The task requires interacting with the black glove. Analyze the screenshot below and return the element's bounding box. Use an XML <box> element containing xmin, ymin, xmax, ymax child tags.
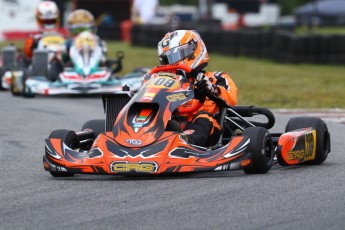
<box><xmin>194</xmin><ymin>87</ymin><xmax>206</xmax><ymax>104</ymax></box>
<box><xmin>195</xmin><ymin>72</ymin><xmax>217</xmax><ymax>95</ymax></box>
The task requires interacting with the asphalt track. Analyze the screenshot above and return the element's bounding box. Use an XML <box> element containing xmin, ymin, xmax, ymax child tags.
<box><xmin>0</xmin><ymin>92</ymin><xmax>344</xmax><ymax>230</ymax></box>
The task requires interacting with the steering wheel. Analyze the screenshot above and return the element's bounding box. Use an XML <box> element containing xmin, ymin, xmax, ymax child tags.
<box><xmin>150</xmin><ymin>63</ymin><xmax>192</xmax><ymax>75</ymax></box>
<box><xmin>149</xmin><ymin>64</ymin><xmax>202</xmax><ymax>114</ymax></box>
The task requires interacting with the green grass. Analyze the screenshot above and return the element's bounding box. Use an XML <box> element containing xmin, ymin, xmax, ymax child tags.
<box><xmin>2</xmin><ymin>40</ymin><xmax>345</xmax><ymax>108</ymax></box>
<box><xmin>107</xmin><ymin>42</ymin><xmax>345</xmax><ymax>108</ymax></box>
<box><xmin>296</xmin><ymin>26</ymin><xmax>345</xmax><ymax>35</ymax></box>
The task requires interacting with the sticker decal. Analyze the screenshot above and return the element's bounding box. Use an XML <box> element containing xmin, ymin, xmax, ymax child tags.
<box><xmin>110</xmin><ymin>161</ymin><xmax>158</xmax><ymax>173</ymax></box>
<box><xmin>166</xmin><ymin>93</ymin><xmax>187</xmax><ymax>102</ymax></box>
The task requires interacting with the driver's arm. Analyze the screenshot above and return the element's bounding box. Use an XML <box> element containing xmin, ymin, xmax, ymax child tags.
<box><xmin>208</xmin><ymin>71</ymin><xmax>237</xmax><ymax>106</ymax></box>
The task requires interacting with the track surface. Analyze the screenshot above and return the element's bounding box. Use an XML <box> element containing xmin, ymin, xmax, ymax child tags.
<box><xmin>1</xmin><ymin>92</ymin><xmax>344</xmax><ymax>230</ymax></box>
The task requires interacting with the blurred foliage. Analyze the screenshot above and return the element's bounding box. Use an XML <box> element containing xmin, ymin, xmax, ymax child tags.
<box><xmin>279</xmin><ymin>0</ymin><xmax>311</xmax><ymax>15</ymax></box>
<box><xmin>160</xmin><ymin>0</ymin><xmax>198</xmax><ymax>5</ymax></box>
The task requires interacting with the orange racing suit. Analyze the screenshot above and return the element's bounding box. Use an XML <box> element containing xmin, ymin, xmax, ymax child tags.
<box><xmin>178</xmin><ymin>70</ymin><xmax>237</xmax><ymax>147</ymax></box>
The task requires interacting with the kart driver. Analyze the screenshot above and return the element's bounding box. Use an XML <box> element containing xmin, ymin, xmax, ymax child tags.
<box><xmin>24</xmin><ymin>1</ymin><xmax>62</xmax><ymax>59</ymax></box>
<box><xmin>148</xmin><ymin>30</ymin><xmax>238</xmax><ymax>147</ymax></box>
<box><xmin>64</xmin><ymin>9</ymin><xmax>108</xmax><ymax>65</ymax></box>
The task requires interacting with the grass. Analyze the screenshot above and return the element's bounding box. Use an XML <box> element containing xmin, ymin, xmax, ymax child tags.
<box><xmin>2</xmin><ymin>40</ymin><xmax>345</xmax><ymax>108</ymax></box>
<box><xmin>296</xmin><ymin>26</ymin><xmax>345</xmax><ymax>35</ymax></box>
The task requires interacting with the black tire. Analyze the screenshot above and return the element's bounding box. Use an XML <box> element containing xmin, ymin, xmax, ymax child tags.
<box><xmin>242</xmin><ymin>127</ymin><xmax>274</xmax><ymax>174</ymax></box>
<box><xmin>48</xmin><ymin>129</ymin><xmax>80</xmax><ymax>177</ymax></box>
<box><xmin>0</xmin><ymin>67</ymin><xmax>6</xmax><ymax>90</ymax></box>
<box><xmin>276</xmin><ymin>146</ymin><xmax>289</xmax><ymax>166</ymax></box>
<box><xmin>47</xmin><ymin>59</ymin><xmax>63</xmax><ymax>82</ymax></box>
<box><xmin>81</xmin><ymin>119</ymin><xmax>105</xmax><ymax>138</ymax></box>
<box><xmin>285</xmin><ymin>117</ymin><xmax>331</xmax><ymax>165</ymax></box>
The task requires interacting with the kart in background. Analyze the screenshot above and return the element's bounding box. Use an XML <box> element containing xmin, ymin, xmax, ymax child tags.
<box><xmin>43</xmin><ymin>64</ymin><xmax>331</xmax><ymax>177</ymax></box>
<box><xmin>10</xmin><ymin>31</ymin><xmax>124</xmax><ymax>97</ymax></box>
<box><xmin>1</xmin><ymin>32</ymin><xmax>66</xmax><ymax>92</ymax></box>
<box><xmin>116</xmin><ymin>67</ymin><xmax>150</xmax><ymax>92</ymax></box>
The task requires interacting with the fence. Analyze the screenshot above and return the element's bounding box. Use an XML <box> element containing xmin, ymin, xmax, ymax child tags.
<box><xmin>130</xmin><ymin>24</ymin><xmax>345</xmax><ymax>65</ymax></box>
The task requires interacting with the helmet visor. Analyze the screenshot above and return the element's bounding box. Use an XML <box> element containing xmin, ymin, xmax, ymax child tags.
<box><xmin>159</xmin><ymin>42</ymin><xmax>196</xmax><ymax>65</ymax></box>
<box><xmin>38</xmin><ymin>18</ymin><xmax>58</xmax><ymax>26</ymax></box>
<box><xmin>70</xmin><ymin>27</ymin><xmax>90</xmax><ymax>35</ymax></box>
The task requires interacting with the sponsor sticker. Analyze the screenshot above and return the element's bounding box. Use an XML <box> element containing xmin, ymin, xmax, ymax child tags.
<box><xmin>166</xmin><ymin>93</ymin><xmax>187</xmax><ymax>102</ymax></box>
<box><xmin>125</xmin><ymin>139</ymin><xmax>142</xmax><ymax>146</ymax></box>
<box><xmin>110</xmin><ymin>161</ymin><xmax>158</xmax><ymax>173</ymax></box>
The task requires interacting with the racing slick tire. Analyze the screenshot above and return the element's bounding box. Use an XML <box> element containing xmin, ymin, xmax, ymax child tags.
<box><xmin>0</xmin><ymin>67</ymin><xmax>6</xmax><ymax>90</ymax></box>
<box><xmin>284</xmin><ymin>117</ymin><xmax>330</xmax><ymax>165</ymax></box>
<box><xmin>48</xmin><ymin>129</ymin><xmax>80</xmax><ymax>177</ymax></box>
<box><xmin>47</xmin><ymin>59</ymin><xmax>63</xmax><ymax>82</ymax></box>
<box><xmin>242</xmin><ymin>127</ymin><xmax>274</xmax><ymax>174</ymax></box>
<box><xmin>81</xmin><ymin>119</ymin><xmax>105</xmax><ymax>138</ymax></box>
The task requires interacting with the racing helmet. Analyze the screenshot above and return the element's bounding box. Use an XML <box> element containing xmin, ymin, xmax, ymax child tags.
<box><xmin>158</xmin><ymin>30</ymin><xmax>209</xmax><ymax>71</ymax></box>
<box><xmin>67</xmin><ymin>9</ymin><xmax>95</xmax><ymax>36</ymax></box>
<box><xmin>35</xmin><ymin>1</ymin><xmax>60</xmax><ymax>31</ymax></box>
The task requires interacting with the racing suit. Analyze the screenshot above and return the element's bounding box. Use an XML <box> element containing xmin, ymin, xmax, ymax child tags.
<box><xmin>144</xmin><ymin>70</ymin><xmax>237</xmax><ymax>147</ymax></box>
<box><xmin>24</xmin><ymin>33</ymin><xmax>43</xmax><ymax>59</ymax></box>
<box><xmin>179</xmin><ymin>70</ymin><xmax>237</xmax><ymax>147</ymax></box>
<box><xmin>63</xmin><ymin>35</ymin><xmax>108</xmax><ymax>65</ymax></box>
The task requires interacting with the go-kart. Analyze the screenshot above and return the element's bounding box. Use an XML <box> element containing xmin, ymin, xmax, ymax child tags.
<box><xmin>43</xmin><ymin>64</ymin><xmax>331</xmax><ymax>177</ymax></box>
<box><xmin>11</xmin><ymin>31</ymin><xmax>124</xmax><ymax>97</ymax></box>
<box><xmin>0</xmin><ymin>45</ymin><xmax>29</xmax><ymax>90</ymax></box>
<box><xmin>1</xmin><ymin>32</ymin><xmax>66</xmax><ymax>93</ymax></box>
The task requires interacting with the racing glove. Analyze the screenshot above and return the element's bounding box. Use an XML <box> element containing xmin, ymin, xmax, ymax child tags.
<box><xmin>195</xmin><ymin>72</ymin><xmax>218</xmax><ymax>96</ymax></box>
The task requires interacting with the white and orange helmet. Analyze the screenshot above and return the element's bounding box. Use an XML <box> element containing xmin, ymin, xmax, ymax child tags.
<box><xmin>158</xmin><ymin>30</ymin><xmax>209</xmax><ymax>71</ymax></box>
<box><xmin>35</xmin><ymin>1</ymin><xmax>59</xmax><ymax>32</ymax></box>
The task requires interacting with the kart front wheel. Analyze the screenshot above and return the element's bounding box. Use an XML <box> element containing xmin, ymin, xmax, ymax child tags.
<box><xmin>242</xmin><ymin>127</ymin><xmax>274</xmax><ymax>174</ymax></box>
<box><xmin>48</xmin><ymin>129</ymin><xmax>80</xmax><ymax>177</ymax></box>
<box><xmin>81</xmin><ymin>119</ymin><xmax>105</xmax><ymax>138</ymax></box>
<box><xmin>284</xmin><ymin>117</ymin><xmax>331</xmax><ymax>164</ymax></box>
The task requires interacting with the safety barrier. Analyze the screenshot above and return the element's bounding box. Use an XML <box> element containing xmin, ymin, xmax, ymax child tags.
<box><xmin>130</xmin><ymin>24</ymin><xmax>345</xmax><ymax>65</ymax></box>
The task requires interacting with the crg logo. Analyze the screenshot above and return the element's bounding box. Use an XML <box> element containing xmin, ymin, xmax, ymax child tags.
<box><xmin>110</xmin><ymin>161</ymin><xmax>158</xmax><ymax>173</ymax></box>
<box><xmin>125</xmin><ymin>139</ymin><xmax>142</xmax><ymax>146</ymax></box>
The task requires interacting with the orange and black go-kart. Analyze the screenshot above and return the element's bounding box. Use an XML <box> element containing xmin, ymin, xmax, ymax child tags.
<box><xmin>43</xmin><ymin>64</ymin><xmax>331</xmax><ymax>177</ymax></box>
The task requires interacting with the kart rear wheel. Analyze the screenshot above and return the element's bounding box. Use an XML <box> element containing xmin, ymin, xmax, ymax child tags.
<box><xmin>48</xmin><ymin>129</ymin><xmax>80</xmax><ymax>177</ymax></box>
<box><xmin>0</xmin><ymin>67</ymin><xmax>5</xmax><ymax>90</ymax></box>
<box><xmin>242</xmin><ymin>127</ymin><xmax>274</xmax><ymax>174</ymax></box>
<box><xmin>47</xmin><ymin>59</ymin><xmax>63</xmax><ymax>82</ymax></box>
<box><xmin>285</xmin><ymin>117</ymin><xmax>330</xmax><ymax>164</ymax></box>
<box><xmin>81</xmin><ymin>119</ymin><xmax>105</xmax><ymax>138</ymax></box>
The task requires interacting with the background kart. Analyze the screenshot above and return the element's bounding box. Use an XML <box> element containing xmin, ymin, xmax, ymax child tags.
<box><xmin>9</xmin><ymin>31</ymin><xmax>132</xmax><ymax>97</ymax></box>
<box><xmin>43</xmin><ymin>64</ymin><xmax>331</xmax><ymax>177</ymax></box>
<box><xmin>1</xmin><ymin>32</ymin><xmax>66</xmax><ymax>92</ymax></box>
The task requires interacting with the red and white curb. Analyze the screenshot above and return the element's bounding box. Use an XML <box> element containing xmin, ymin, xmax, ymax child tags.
<box><xmin>274</xmin><ymin>109</ymin><xmax>345</xmax><ymax>124</ymax></box>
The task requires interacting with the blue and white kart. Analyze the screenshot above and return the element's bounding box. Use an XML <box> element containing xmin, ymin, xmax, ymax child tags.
<box><xmin>11</xmin><ymin>31</ymin><xmax>124</xmax><ymax>96</ymax></box>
